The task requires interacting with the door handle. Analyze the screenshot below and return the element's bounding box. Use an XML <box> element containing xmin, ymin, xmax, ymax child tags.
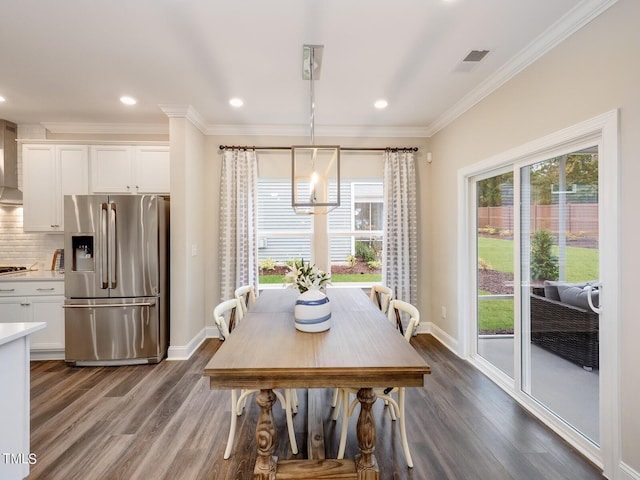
<box><xmin>109</xmin><ymin>202</ymin><xmax>117</xmax><ymax>289</ymax></box>
<box><xmin>101</xmin><ymin>203</ymin><xmax>109</xmax><ymax>289</ymax></box>
<box><xmin>63</xmin><ymin>300</ymin><xmax>156</xmax><ymax>308</ymax></box>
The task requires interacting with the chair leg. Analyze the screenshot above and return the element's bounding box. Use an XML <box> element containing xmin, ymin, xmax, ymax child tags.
<box><xmin>337</xmin><ymin>390</ymin><xmax>351</xmax><ymax>459</ymax></box>
<box><xmin>331</xmin><ymin>389</ymin><xmax>342</xmax><ymax>421</ymax></box>
<box><xmin>273</xmin><ymin>390</ymin><xmax>287</xmax><ymax>411</ymax></box>
<box><xmin>398</xmin><ymin>388</ymin><xmax>413</xmax><ymax>468</ymax></box>
<box><xmin>237</xmin><ymin>389</ymin><xmax>255</xmax><ymax>415</ymax></box>
<box><xmin>331</xmin><ymin>388</ymin><xmax>339</xmax><ymax>407</ymax></box>
<box><xmin>285</xmin><ymin>389</ymin><xmax>299</xmax><ymax>454</ymax></box>
<box><xmin>224</xmin><ymin>389</ymin><xmax>239</xmax><ymax>459</ymax></box>
<box><xmin>291</xmin><ymin>388</ymin><xmax>299</xmax><ymax>414</ymax></box>
<box><xmin>388</xmin><ymin>393</ymin><xmax>398</xmax><ymax>420</ymax></box>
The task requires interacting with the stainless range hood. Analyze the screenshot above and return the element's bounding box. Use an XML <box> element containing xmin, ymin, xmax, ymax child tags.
<box><xmin>0</xmin><ymin>120</ymin><xmax>23</xmax><ymax>205</ymax></box>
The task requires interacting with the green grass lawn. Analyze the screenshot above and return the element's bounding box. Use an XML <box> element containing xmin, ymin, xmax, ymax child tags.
<box><xmin>478</xmin><ymin>236</ymin><xmax>599</xmax><ymax>281</ymax></box>
<box><xmin>477</xmin><ymin>236</ymin><xmax>599</xmax><ymax>331</ymax></box>
<box><xmin>478</xmin><ymin>298</ymin><xmax>514</xmax><ymax>331</ymax></box>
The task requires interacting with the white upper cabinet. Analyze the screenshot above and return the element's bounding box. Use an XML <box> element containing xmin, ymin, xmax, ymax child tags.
<box><xmin>22</xmin><ymin>144</ymin><xmax>89</xmax><ymax>232</ymax></box>
<box><xmin>90</xmin><ymin>145</ymin><xmax>132</xmax><ymax>193</ymax></box>
<box><xmin>134</xmin><ymin>146</ymin><xmax>171</xmax><ymax>193</ymax></box>
<box><xmin>90</xmin><ymin>145</ymin><xmax>170</xmax><ymax>194</ymax></box>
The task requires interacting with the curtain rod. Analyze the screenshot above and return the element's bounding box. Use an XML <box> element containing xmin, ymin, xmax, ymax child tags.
<box><xmin>219</xmin><ymin>145</ymin><xmax>418</xmax><ymax>152</ymax></box>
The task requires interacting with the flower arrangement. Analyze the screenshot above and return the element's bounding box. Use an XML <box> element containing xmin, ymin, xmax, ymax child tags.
<box><xmin>285</xmin><ymin>258</ymin><xmax>331</xmax><ymax>293</ymax></box>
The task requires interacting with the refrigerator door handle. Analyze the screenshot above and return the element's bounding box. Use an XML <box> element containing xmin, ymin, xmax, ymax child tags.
<box><xmin>63</xmin><ymin>300</ymin><xmax>156</xmax><ymax>308</ymax></box>
<box><xmin>109</xmin><ymin>202</ymin><xmax>117</xmax><ymax>289</ymax></box>
<box><xmin>100</xmin><ymin>203</ymin><xmax>109</xmax><ymax>289</ymax></box>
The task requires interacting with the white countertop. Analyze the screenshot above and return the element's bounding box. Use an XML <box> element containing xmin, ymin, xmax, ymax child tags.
<box><xmin>0</xmin><ymin>270</ymin><xmax>64</xmax><ymax>282</ymax></box>
<box><xmin>0</xmin><ymin>322</ymin><xmax>47</xmax><ymax>347</ymax></box>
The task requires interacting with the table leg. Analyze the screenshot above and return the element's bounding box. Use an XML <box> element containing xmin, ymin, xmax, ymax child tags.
<box><xmin>254</xmin><ymin>389</ymin><xmax>278</xmax><ymax>480</ymax></box>
<box><xmin>354</xmin><ymin>388</ymin><xmax>379</xmax><ymax>480</ymax></box>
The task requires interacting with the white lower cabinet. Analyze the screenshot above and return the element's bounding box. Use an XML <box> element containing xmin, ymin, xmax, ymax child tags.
<box><xmin>0</xmin><ymin>281</ymin><xmax>65</xmax><ymax>359</ymax></box>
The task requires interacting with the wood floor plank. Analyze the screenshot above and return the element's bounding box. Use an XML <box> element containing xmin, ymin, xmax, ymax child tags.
<box><xmin>26</xmin><ymin>335</ymin><xmax>604</xmax><ymax>480</ymax></box>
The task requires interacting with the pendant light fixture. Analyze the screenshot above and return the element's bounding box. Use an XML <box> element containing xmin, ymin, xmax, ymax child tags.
<box><xmin>292</xmin><ymin>44</ymin><xmax>340</xmax><ymax>215</ymax></box>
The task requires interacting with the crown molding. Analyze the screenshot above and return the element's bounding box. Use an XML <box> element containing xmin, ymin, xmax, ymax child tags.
<box><xmin>425</xmin><ymin>0</ymin><xmax>619</xmax><ymax>137</ymax></box>
<box><xmin>159</xmin><ymin>104</ymin><xmax>207</xmax><ymax>134</ymax></box>
<box><xmin>40</xmin><ymin>122</ymin><xmax>168</xmax><ymax>135</ymax></box>
<box><xmin>205</xmin><ymin>123</ymin><xmax>430</xmax><ymax>138</ymax></box>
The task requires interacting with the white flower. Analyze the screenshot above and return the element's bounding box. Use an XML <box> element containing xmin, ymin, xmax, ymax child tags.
<box><xmin>284</xmin><ymin>258</ymin><xmax>331</xmax><ymax>293</ymax></box>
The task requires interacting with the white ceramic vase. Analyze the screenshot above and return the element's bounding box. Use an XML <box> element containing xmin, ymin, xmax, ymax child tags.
<box><xmin>294</xmin><ymin>288</ymin><xmax>332</xmax><ymax>333</ymax></box>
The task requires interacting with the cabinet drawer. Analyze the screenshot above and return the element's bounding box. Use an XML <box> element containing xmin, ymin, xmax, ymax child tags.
<box><xmin>0</xmin><ymin>281</ymin><xmax>64</xmax><ymax>296</ymax></box>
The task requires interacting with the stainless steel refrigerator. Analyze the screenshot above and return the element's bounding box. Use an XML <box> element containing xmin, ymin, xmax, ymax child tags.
<box><xmin>63</xmin><ymin>195</ymin><xmax>169</xmax><ymax>366</ymax></box>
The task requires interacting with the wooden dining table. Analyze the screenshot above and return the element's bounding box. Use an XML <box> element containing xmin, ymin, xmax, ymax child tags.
<box><xmin>204</xmin><ymin>287</ymin><xmax>431</xmax><ymax>479</ymax></box>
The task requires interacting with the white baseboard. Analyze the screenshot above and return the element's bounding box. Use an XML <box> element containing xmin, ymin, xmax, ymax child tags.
<box><xmin>30</xmin><ymin>349</ymin><xmax>65</xmax><ymax>361</ymax></box>
<box><xmin>166</xmin><ymin>326</ymin><xmax>222</xmax><ymax>361</ymax></box>
<box><xmin>167</xmin><ymin>328</ymin><xmax>207</xmax><ymax>360</ymax></box>
<box><xmin>417</xmin><ymin>321</ymin><xmax>461</xmax><ymax>357</ymax></box>
<box><xmin>620</xmin><ymin>461</ymin><xmax>640</xmax><ymax>480</ymax></box>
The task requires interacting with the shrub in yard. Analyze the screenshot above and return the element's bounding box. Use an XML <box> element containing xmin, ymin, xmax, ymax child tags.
<box><xmin>367</xmin><ymin>260</ymin><xmax>382</xmax><ymax>270</ymax></box>
<box><xmin>259</xmin><ymin>258</ymin><xmax>277</xmax><ymax>271</ymax></box>
<box><xmin>478</xmin><ymin>258</ymin><xmax>493</xmax><ymax>271</ymax></box>
<box><xmin>531</xmin><ymin>229</ymin><xmax>559</xmax><ymax>280</ymax></box>
<box><xmin>346</xmin><ymin>255</ymin><xmax>357</xmax><ymax>268</ymax></box>
<box><xmin>355</xmin><ymin>241</ymin><xmax>377</xmax><ymax>263</ymax></box>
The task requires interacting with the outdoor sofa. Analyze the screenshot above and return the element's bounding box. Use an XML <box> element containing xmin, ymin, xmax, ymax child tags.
<box><xmin>530</xmin><ymin>281</ymin><xmax>599</xmax><ymax>370</ymax></box>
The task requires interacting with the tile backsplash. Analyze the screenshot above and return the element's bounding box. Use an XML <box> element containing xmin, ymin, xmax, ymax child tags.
<box><xmin>0</xmin><ymin>206</ymin><xmax>63</xmax><ymax>269</ymax></box>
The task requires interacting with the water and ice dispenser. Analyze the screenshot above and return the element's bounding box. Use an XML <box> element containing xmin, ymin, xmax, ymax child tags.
<box><xmin>71</xmin><ymin>236</ymin><xmax>94</xmax><ymax>272</ymax></box>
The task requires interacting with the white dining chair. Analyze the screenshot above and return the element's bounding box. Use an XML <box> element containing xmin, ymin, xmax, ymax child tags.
<box><xmin>234</xmin><ymin>284</ymin><xmax>257</xmax><ymax>315</ymax></box>
<box><xmin>329</xmin><ymin>284</ymin><xmax>395</xmax><ymax>410</ymax></box>
<box><xmin>333</xmin><ymin>299</ymin><xmax>420</xmax><ymax>468</ymax></box>
<box><xmin>234</xmin><ymin>284</ymin><xmax>300</xmax><ymax>410</ymax></box>
<box><xmin>213</xmin><ymin>298</ymin><xmax>299</xmax><ymax>459</ymax></box>
<box><xmin>369</xmin><ymin>284</ymin><xmax>394</xmax><ymax>316</ymax></box>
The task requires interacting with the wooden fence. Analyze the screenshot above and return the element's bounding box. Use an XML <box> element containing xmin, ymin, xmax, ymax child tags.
<box><xmin>477</xmin><ymin>204</ymin><xmax>598</xmax><ymax>237</ymax></box>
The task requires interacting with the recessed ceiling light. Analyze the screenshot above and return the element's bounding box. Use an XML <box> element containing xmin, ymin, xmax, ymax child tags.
<box><xmin>120</xmin><ymin>96</ymin><xmax>137</xmax><ymax>105</ymax></box>
<box><xmin>229</xmin><ymin>97</ymin><xmax>244</xmax><ymax>107</ymax></box>
<box><xmin>0</xmin><ymin>96</ymin><xmax>6</xmax><ymax>103</ymax></box>
<box><xmin>374</xmin><ymin>99</ymin><xmax>388</xmax><ymax>109</ymax></box>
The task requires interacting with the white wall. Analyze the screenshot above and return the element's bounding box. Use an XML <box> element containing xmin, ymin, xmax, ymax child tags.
<box><xmin>166</xmin><ymin>116</ymin><xmax>206</xmax><ymax>356</ymax></box>
<box><xmin>427</xmin><ymin>0</ymin><xmax>638</xmax><ymax>473</ymax></box>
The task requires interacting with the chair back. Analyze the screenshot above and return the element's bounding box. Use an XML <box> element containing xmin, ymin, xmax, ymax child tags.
<box><xmin>234</xmin><ymin>285</ymin><xmax>257</xmax><ymax>315</ymax></box>
<box><xmin>213</xmin><ymin>298</ymin><xmax>243</xmax><ymax>340</ymax></box>
<box><xmin>387</xmin><ymin>299</ymin><xmax>420</xmax><ymax>341</ymax></box>
<box><xmin>369</xmin><ymin>285</ymin><xmax>394</xmax><ymax>315</ymax></box>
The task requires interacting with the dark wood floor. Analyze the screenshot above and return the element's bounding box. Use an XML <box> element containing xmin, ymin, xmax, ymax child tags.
<box><xmin>27</xmin><ymin>335</ymin><xmax>603</xmax><ymax>480</ymax></box>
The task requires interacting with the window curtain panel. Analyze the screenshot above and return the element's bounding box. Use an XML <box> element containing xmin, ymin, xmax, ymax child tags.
<box><xmin>219</xmin><ymin>149</ymin><xmax>259</xmax><ymax>303</ymax></box>
<box><xmin>383</xmin><ymin>150</ymin><xmax>417</xmax><ymax>305</ymax></box>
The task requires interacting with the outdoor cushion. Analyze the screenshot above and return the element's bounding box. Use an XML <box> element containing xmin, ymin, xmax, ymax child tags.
<box><xmin>557</xmin><ymin>284</ymin><xmax>600</xmax><ymax>309</ymax></box>
<box><xmin>543</xmin><ymin>280</ymin><xmax>586</xmax><ymax>301</ymax></box>
<box><xmin>543</xmin><ymin>280</ymin><xmax>563</xmax><ymax>300</ymax></box>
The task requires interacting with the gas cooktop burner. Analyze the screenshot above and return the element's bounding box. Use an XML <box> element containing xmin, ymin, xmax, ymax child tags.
<box><xmin>0</xmin><ymin>266</ymin><xmax>27</xmax><ymax>274</ymax></box>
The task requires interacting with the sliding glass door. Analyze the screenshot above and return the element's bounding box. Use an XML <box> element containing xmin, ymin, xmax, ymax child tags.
<box><xmin>466</xmin><ymin>111</ymin><xmax>619</xmax><ymax>473</ymax></box>
<box><xmin>520</xmin><ymin>148</ymin><xmax>600</xmax><ymax>444</ymax></box>
<box><xmin>474</xmin><ymin>147</ymin><xmax>601</xmax><ymax>444</ymax></box>
<box><xmin>476</xmin><ymin>170</ymin><xmax>515</xmax><ymax>378</ymax></box>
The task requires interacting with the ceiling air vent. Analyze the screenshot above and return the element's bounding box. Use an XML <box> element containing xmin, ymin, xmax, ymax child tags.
<box><xmin>463</xmin><ymin>50</ymin><xmax>490</xmax><ymax>62</ymax></box>
<box><xmin>454</xmin><ymin>49</ymin><xmax>491</xmax><ymax>73</ymax></box>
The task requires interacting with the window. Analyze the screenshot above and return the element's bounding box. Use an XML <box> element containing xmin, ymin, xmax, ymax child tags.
<box><xmin>257</xmin><ymin>179</ymin><xmax>312</xmax><ymax>286</ymax></box>
<box><xmin>329</xmin><ymin>182</ymin><xmax>383</xmax><ymax>284</ymax></box>
<box><xmin>257</xmin><ymin>179</ymin><xmax>384</xmax><ymax>287</ymax></box>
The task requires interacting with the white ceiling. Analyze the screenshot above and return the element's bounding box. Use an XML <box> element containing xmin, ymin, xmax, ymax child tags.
<box><xmin>0</xmin><ymin>0</ymin><xmax>614</xmax><ymax>137</ymax></box>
